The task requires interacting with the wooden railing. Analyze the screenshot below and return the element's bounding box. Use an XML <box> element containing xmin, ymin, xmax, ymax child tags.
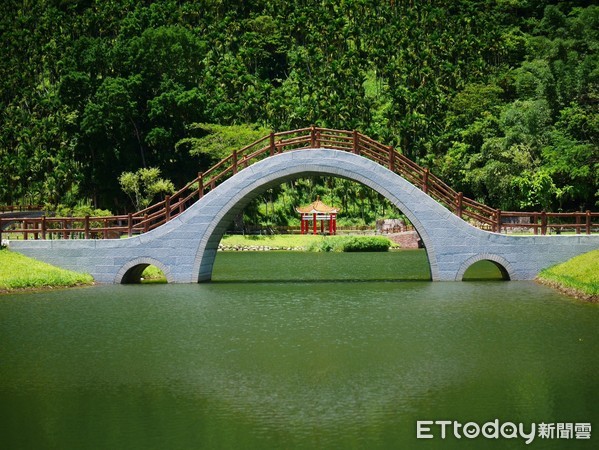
<box><xmin>1</xmin><ymin>127</ymin><xmax>597</xmax><ymax>241</ymax></box>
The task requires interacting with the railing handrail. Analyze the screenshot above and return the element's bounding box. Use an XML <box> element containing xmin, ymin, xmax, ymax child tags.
<box><xmin>1</xmin><ymin>127</ymin><xmax>597</xmax><ymax>241</ymax></box>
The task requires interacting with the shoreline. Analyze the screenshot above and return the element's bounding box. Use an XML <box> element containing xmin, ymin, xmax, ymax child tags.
<box><xmin>534</xmin><ymin>249</ymin><xmax>598</xmax><ymax>303</ymax></box>
<box><xmin>535</xmin><ymin>277</ymin><xmax>598</xmax><ymax>303</ymax></box>
<box><xmin>0</xmin><ymin>281</ymin><xmax>96</xmax><ymax>296</ymax></box>
<box><xmin>0</xmin><ymin>248</ymin><xmax>95</xmax><ymax>295</ymax></box>
<box><xmin>218</xmin><ymin>244</ymin><xmax>304</xmax><ymax>252</ymax></box>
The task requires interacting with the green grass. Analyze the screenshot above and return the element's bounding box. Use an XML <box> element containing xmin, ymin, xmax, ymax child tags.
<box><xmin>219</xmin><ymin>234</ymin><xmax>397</xmax><ymax>251</ymax></box>
<box><xmin>220</xmin><ymin>234</ymin><xmax>331</xmax><ymax>250</ymax></box>
<box><xmin>141</xmin><ymin>265</ymin><xmax>167</xmax><ymax>283</ymax></box>
<box><xmin>0</xmin><ymin>248</ymin><xmax>94</xmax><ymax>291</ymax></box>
<box><xmin>538</xmin><ymin>249</ymin><xmax>599</xmax><ymax>300</ymax></box>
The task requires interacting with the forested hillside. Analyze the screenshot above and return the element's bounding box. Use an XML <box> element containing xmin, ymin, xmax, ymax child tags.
<box><xmin>1</xmin><ymin>0</ymin><xmax>597</xmax><ymax>221</ymax></box>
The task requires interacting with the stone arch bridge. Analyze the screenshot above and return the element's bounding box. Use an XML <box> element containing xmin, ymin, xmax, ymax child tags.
<box><xmin>6</xmin><ymin>129</ymin><xmax>598</xmax><ymax>283</ymax></box>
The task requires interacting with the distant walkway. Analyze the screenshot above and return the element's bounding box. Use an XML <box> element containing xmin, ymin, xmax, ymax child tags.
<box><xmin>1</xmin><ymin>210</ymin><xmax>46</xmax><ymax>230</ymax></box>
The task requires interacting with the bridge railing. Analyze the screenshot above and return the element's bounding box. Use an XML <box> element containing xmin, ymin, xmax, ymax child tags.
<box><xmin>494</xmin><ymin>210</ymin><xmax>598</xmax><ymax>235</ymax></box>
<box><xmin>1</xmin><ymin>127</ymin><xmax>597</xmax><ymax>241</ymax></box>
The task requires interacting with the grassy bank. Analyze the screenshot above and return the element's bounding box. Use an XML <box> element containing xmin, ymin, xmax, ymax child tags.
<box><xmin>141</xmin><ymin>265</ymin><xmax>167</xmax><ymax>283</ymax></box>
<box><xmin>537</xmin><ymin>249</ymin><xmax>599</xmax><ymax>302</ymax></box>
<box><xmin>219</xmin><ymin>234</ymin><xmax>398</xmax><ymax>251</ymax></box>
<box><xmin>0</xmin><ymin>248</ymin><xmax>94</xmax><ymax>293</ymax></box>
<box><xmin>220</xmin><ymin>234</ymin><xmax>323</xmax><ymax>250</ymax></box>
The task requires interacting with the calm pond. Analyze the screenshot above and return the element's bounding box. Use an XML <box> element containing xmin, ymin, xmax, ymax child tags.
<box><xmin>1</xmin><ymin>250</ymin><xmax>597</xmax><ymax>450</ymax></box>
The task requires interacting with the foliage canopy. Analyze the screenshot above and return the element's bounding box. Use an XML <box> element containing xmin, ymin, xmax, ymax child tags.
<box><xmin>0</xmin><ymin>0</ymin><xmax>597</xmax><ymax>222</ymax></box>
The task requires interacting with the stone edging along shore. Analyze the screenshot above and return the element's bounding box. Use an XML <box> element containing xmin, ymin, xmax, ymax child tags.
<box><xmin>218</xmin><ymin>245</ymin><xmax>303</xmax><ymax>251</ymax></box>
<box><xmin>535</xmin><ymin>277</ymin><xmax>598</xmax><ymax>303</ymax></box>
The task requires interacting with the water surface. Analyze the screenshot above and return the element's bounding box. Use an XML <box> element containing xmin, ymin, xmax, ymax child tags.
<box><xmin>1</xmin><ymin>251</ymin><xmax>597</xmax><ymax>449</ymax></box>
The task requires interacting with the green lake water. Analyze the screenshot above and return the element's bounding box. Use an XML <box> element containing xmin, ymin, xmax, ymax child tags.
<box><xmin>0</xmin><ymin>250</ymin><xmax>597</xmax><ymax>449</ymax></box>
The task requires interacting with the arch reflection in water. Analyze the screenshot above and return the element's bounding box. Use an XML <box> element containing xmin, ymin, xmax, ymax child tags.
<box><xmin>212</xmin><ymin>251</ymin><xmax>432</xmax><ymax>283</ymax></box>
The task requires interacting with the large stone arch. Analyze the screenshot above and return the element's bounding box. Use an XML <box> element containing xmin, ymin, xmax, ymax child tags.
<box><xmin>191</xmin><ymin>149</ymin><xmax>441</xmax><ymax>282</ymax></box>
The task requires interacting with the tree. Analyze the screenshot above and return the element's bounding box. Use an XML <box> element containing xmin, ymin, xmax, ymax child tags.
<box><xmin>176</xmin><ymin>123</ymin><xmax>271</xmax><ymax>167</ymax></box>
<box><xmin>119</xmin><ymin>167</ymin><xmax>175</xmax><ymax>211</ymax></box>
<box><xmin>1</xmin><ymin>1</ymin><xmax>597</xmax><ymax>217</ymax></box>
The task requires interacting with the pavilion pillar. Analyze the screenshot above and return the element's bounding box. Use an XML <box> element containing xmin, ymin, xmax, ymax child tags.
<box><xmin>313</xmin><ymin>213</ymin><xmax>317</xmax><ymax>235</ymax></box>
<box><xmin>321</xmin><ymin>218</ymin><xmax>324</xmax><ymax>233</ymax></box>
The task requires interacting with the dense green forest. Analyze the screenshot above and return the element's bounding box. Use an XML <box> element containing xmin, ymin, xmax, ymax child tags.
<box><xmin>0</xmin><ymin>0</ymin><xmax>597</xmax><ymax>225</ymax></box>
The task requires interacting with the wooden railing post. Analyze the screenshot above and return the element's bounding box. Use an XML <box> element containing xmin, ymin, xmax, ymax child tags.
<box><xmin>310</xmin><ymin>125</ymin><xmax>316</xmax><ymax>147</ymax></box>
<box><xmin>198</xmin><ymin>173</ymin><xmax>204</xmax><ymax>199</ymax></box>
<box><xmin>388</xmin><ymin>146</ymin><xmax>395</xmax><ymax>171</ymax></box>
<box><xmin>422</xmin><ymin>168</ymin><xmax>429</xmax><ymax>194</ymax></box>
<box><xmin>24</xmin><ymin>220</ymin><xmax>28</xmax><ymax>240</ymax></box>
<box><xmin>63</xmin><ymin>220</ymin><xmax>68</xmax><ymax>239</ymax></box>
<box><xmin>165</xmin><ymin>195</ymin><xmax>171</xmax><ymax>221</ymax></box>
<box><xmin>541</xmin><ymin>211</ymin><xmax>547</xmax><ymax>235</ymax></box>
<box><xmin>496</xmin><ymin>209</ymin><xmax>502</xmax><ymax>233</ymax></box>
<box><xmin>41</xmin><ymin>215</ymin><xmax>47</xmax><ymax>240</ymax></box>
<box><xmin>586</xmin><ymin>210</ymin><xmax>591</xmax><ymax>235</ymax></box>
<box><xmin>353</xmin><ymin>130</ymin><xmax>359</xmax><ymax>154</ymax></box>
<box><xmin>128</xmin><ymin>213</ymin><xmax>133</xmax><ymax>237</ymax></box>
<box><xmin>84</xmin><ymin>215</ymin><xmax>90</xmax><ymax>239</ymax></box>
<box><xmin>456</xmin><ymin>193</ymin><xmax>463</xmax><ymax>218</ymax></box>
<box><xmin>269</xmin><ymin>131</ymin><xmax>276</xmax><ymax>156</ymax></box>
<box><xmin>232</xmin><ymin>150</ymin><xmax>238</xmax><ymax>174</ymax></box>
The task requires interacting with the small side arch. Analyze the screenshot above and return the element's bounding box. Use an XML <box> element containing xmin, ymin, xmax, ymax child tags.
<box><xmin>455</xmin><ymin>254</ymin><xmax>514</xmax><ymax>281</ymax></box>
<box><xmin>115</xmin><ymin>257</ymin><xmax>174</xmax><ymax>284</ymax></box>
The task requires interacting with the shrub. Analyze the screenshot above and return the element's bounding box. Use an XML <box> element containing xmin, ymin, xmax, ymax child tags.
<box><xmin>342</xmin><ymin>236</ymin><xmax>390</xmax><ymax>252</ymax></box>
<box><xmin>307</xmin><ymin>236</ymin><xmax>390</xmax><ymax>252</ymax></box>
<box><xmin>307</xmin><ymin>239</ymin><xmax>335</xmax><ymax>252</ymax></box>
